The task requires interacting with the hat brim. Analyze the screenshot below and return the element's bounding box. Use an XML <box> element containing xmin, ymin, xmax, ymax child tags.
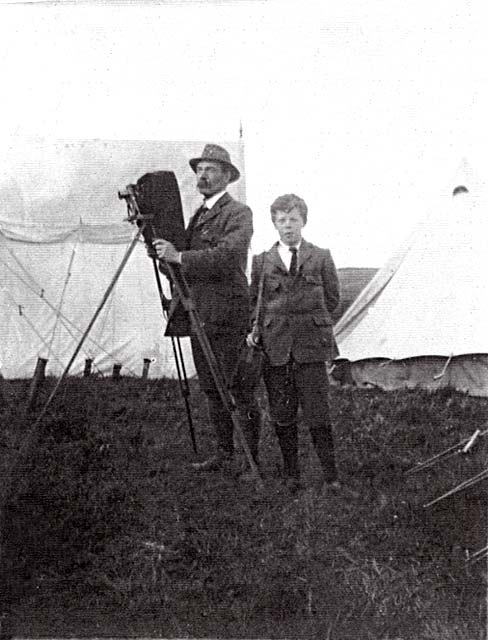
<box><xmin>189</xmin><ymin>157</ymin><xmax>240</xmax><ymax>183</ymax></box>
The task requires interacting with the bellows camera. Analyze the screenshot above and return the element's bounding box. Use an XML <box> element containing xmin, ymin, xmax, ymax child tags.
<box><xmin>119</xmin><ymin>171</ymin><xmax>187</xmax><ymax>252</ymax></box>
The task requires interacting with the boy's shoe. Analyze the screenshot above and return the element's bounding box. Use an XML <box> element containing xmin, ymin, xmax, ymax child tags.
<box><xmin>320</xmin><ymin>479</ymin><xmax>359</xmax><ymax>498</ymax></box>
<box><xmin>190</xmin><ymin>452</ymin><xmax>232</xmax><ymax>472</ymax></box>
<box><xmin>238</xmin><ymin>466</ymin><xmax>261</xmax><ymax>483</ymax></box>
<box><xmin>282</xmin><ymin>476</ymin><xmax>302</xmax><ymax>494</ymax></box>
<box><xmin>323</xmin><ymin>480</ymin><xmax>341</xmax><ymax>490</ymax></box>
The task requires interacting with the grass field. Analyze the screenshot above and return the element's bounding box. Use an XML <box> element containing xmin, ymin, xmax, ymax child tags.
<box><xmin>0</xmin><ymin>375</ymin><xmax>487</xmax><ymax>639</ymax></box>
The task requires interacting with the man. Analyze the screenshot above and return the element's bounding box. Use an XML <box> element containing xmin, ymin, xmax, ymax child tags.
<box><xmin>248</xmin><ymin>193</ymin><xmax>340</xmax><ymax>491</ymax></box>
<box><xmin>152</xmin><ymin>143</ymin><xmax>260</xmax><ymax>471</ymax></box>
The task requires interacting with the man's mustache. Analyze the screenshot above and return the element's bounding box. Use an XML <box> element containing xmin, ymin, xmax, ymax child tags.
<box><xmin>197</xmin><ymin>178</ymin><xmax>209</xmax><ymax>188</ymax></box>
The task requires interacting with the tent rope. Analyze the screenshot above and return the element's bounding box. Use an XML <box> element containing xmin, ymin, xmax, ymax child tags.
<box><xmin>87</xmin><ymin>235</ymin><xmax>142</xmax><ymax>377</ymax></box>
<box><xmin>47</xmin><ymin>244</ymin><xmax>76</xmax><ymax>362</ymax></box>
<box><xmin>0</xmin><ymin>251</ymin><xmax>138</xmax><ymax>375</ymax></box>
<box><xmin>433</xmin><ymin>352</ymin><xmax>454</xmax><ymax>380</ymax></box>
<box><xmin>406</xmin><ymin>427</ymin><xmax>488</xmax><ymax>475</ymax></box>
<box><xmin>4</xmin><ymin>292</ymin><xmax>66</xmax><ymax>371</ymax></box>
<box><xmin>1</xmin><ymin>252</ymin><xmax>105</xmax><ymax>367</ymax></box>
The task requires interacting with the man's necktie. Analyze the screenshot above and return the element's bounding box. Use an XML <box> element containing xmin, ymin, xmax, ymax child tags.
<box><xmin>289</xmin><ymin>246</ymin><xmax>298</xmax><ymax>276</ymax></box>
<box><xmin>194</xmin><ymin>203</ymin><xmax>209</xmax><ymax>226</ymax></box>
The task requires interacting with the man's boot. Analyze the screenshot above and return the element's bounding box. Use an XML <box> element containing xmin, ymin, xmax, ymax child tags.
<box><xmin>274</xmin><ymin>421</ymin><xmax>300</xmax><ymax>491</ymax></box>
<box><xmin>237</xmin><ymin>408</ymin><xmax>261</xmax><ymax>482</ymax></box>
<box><xmin>190</xmin><ymin>449</ymin><xmax>233</xmax><ymax>472</ymax></box>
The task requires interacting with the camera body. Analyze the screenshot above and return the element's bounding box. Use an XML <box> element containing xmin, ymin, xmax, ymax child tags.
<box><xmin>119</xmin><ymin>171</ymin><xmax>187</xmax><ymax>252</ymax></box>
<box><xmin>119</xmin><ymin>170</ymin><xmax>190</xmax><ymax>337</ymax></box>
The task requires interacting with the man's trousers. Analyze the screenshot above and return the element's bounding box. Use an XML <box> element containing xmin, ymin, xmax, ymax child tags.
<box><xmin>262</xmin><ymin>359</ymin><xmax>337</xmax><ymax>481</ymax></box>
<box><xmin>190</xmin><ymin>333</ymin><xmax>260</xmax><ymax>462</ymax></box>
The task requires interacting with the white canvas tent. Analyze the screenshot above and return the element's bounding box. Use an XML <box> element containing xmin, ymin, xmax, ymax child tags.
<box><xmin>334</xmin><ymin>164</ymin><xmax>488</xmax><ymax>397</ymax></box>
<box><xmin>0</xmin><ymin>138</ymin><xmax>245</xmax><ymax>379</ymax></box>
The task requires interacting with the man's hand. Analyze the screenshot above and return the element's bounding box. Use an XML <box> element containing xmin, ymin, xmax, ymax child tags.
<box><xmin>152</xmin><ymin>239</ymin><xmax>182</xmax><ymax>264</ymax></box>
<box><xmin>246</xmin><ymin>329</ymin><xmax>261</xmax><ymax>348</ymax></box>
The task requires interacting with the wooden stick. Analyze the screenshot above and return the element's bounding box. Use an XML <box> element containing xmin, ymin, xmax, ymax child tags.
<box><xmin>424</xmin><ymin>468</ymin><xmax>488</xmax><ymax>508</ymax></box>
<box><xmin>406</xmin><ymin>428</ymin><xmax>488</xmax><ymax>475</ymax></box>
<box><xmin>142</xmin><ymin>358</ymin><xmax>151</xmax><ymax>380</ymax></box>
<box><xmin>0</xmin><ymin>371</ymin><xmax>5</xmax><ymax>409</ymax></box>
<box><xmin>467</xmin><ymin>545</ymin><xmax>488</xmax><ymax>564</ymax></box>
<box><xmin>462</xmin><ymin>429</ymin><xmax>481</xmax><ymax>453</ymax></box>
<box><xmin>83</xmin><ymin>358</ymin><xmax>93</xmax><ymax>377</ymax></box>
<box><xmin>468</xmin><ymin>544</ymin><xmax>488</xmax><ymax>560</ymax></box>
<box><xmin>0</xmin><ymin>228</ymin><xmax>143</xmax><ymax>509</ymax></box>
<box><xmin>25</xmin><ymin>357</ymin><xmax>48</xmax><ymax>414</ymax></box>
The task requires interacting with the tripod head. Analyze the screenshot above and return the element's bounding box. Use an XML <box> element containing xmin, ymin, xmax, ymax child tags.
<box><xmin>119</xmin><ymin>170</ymin><xmax>187</xmax><ymax>252</ymax></box>
<box><xmin>118</xmin><ymin>183</ymin><xmax>137</xmax><ymax>201</ymax></box>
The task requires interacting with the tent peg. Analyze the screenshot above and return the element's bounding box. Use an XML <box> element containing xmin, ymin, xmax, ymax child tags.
<box><xmin>83</xmin><ymin>358</ymin><xmax>93</xmax><ymax>377</ymax></box>
<box><xmin>25</xmin><ymin>357</ymin><xmax>48</xmax><ymax>414</ymax></box>
<box><xmin>142</xmin><ymin>358</ymin><xmax>151</xmax><ymax>380</ymax></box>
<box><xmin>0</xmin><ymin>372</ymin><xmax>5</xmax><ymax>408</ymax></box>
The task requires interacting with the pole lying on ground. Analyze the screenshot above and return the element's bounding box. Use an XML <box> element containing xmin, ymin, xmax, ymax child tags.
<box><xmin>424</xmin><ymin>467</ymin><xmax>488</xmax><ymax>508</ymax></box>
<box><xmin>468</xmin><ymin>544</ymin><xmax>488</xmax><ymax>564</ymax></box>
<box><xmin>406</xmin><ymin>428</ymin><xmax>488</xmax><ymax>475</ymax></box>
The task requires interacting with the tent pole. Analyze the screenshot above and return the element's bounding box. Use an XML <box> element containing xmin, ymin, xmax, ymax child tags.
<box><xmin>0</xmin><ymin>228</ymin><xmax>145</xmax><ymax>630</ymax></box>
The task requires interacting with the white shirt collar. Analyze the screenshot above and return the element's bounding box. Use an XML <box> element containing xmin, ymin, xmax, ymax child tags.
<box><xmin>277</xmin><ymin>239</ymin><xmax>302</xmax><ymax>271</ymax></box>
<box><xmin>203</xmin><ymin>190</ymin><xmax>227</xmax><ymax>210</ymax></box>
<box><xmin>278</xmin><ymin>239</ymin><xmax>302</xmax><ymax>251</ymax></box>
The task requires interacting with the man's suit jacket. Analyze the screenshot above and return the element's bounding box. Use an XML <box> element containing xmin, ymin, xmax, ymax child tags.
<box><xmin>176</xmin><ymin>192</ymin><xmax>253</xmax><ymax>335</ymax></box>
<box><xmin>250</xmin><ymin>240</ymin><xmax>340</xmax><ymax>366</ymax></box>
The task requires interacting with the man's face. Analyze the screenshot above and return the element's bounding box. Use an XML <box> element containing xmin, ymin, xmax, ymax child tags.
<box><xmin>196</xmin><ymin>161</ymin><xmax>230</xmax><ymax>197</ymax></box>
<box><xmin>273</xmin><ymin>207</ymin><xmax>305</xmax><ymax>246</ymax></box>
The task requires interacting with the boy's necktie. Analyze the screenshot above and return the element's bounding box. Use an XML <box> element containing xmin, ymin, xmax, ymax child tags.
<box><xmin>289</xmin><ymin>246</ymin><xmax>298</xmax><ymax>276</ymax></box>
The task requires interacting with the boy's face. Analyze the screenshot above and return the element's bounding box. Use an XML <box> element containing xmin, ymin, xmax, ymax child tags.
<box><xmin>273</xmin><ymin>207</ymin><xmax>305</xmax><ymax>246</ymax></box>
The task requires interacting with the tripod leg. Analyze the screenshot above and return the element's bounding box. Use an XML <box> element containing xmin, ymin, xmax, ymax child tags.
<box><xmin>1</xmin><ymin>227</ymin><xmax>144</xmax><ymax>509</ymax></box>
<box><xmin>170</xmin><ymin>336</ymin><xmax>197</xmax><ymax>453</ymax></box>
<box><xmin>151</xmin><ymin>260</ymin><xmax>197</xmax><ymax>453</ymax></box>
<box><xmin>165</xmin><ymin>263</ymin><xmax>263</xmax><ymax>489</ymax></box>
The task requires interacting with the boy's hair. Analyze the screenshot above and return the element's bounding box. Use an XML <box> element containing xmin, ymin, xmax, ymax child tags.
<box><xmin>270</xmin><ymin>193</ymin><xmax>308</xmax><ymax>224</ymax></box>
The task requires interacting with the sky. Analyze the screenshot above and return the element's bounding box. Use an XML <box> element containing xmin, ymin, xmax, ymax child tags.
<box><xmin>0</xmin><ymin>0</ymin><xmax>488</xmax><ymax>267</ymax></box>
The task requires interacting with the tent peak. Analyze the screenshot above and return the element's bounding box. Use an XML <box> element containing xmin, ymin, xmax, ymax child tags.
<box><xmin>450</xmin><ymin>158</ymin><xmax>477</xmax><ymax>194</ymax></box>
